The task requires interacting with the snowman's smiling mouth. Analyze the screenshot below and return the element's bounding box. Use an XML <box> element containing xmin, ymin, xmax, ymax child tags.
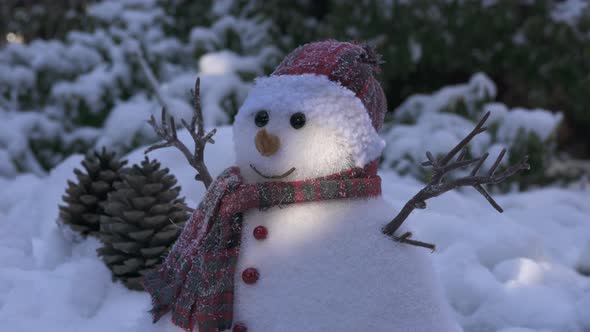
<box><xmin>250</xmin><ymin>164</ymin><xmax>296</xmax><ymax>179</ymax></box>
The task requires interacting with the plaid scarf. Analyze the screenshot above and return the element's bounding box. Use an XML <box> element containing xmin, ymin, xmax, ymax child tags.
<box><xmin>142</xmin><ymin>163</ymin><xmax>382</xmax><ymax>332</ymax></box>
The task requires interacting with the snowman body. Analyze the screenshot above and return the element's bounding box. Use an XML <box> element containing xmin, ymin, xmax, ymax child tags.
<box><xmin>146</xmin><ymin>41</ymin><xmax>461</xmax><ymax>332</ymax></box>
<box><xmin>233</xmin><ymin>198</ymin><xmax>459</xmax><ymax>331</ymax></box>
<box><xmin>225</xmin><ymin>55</ymin><xmax>461</xmax><ymax>331</ymax></box>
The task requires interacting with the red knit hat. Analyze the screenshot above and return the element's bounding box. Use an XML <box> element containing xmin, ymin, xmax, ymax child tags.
<box><xmin>273</xmin><ymin>40</ymin><xmax>387</xmax><ymax>131</ymax></box>
<box><xmin>236</xmin><ymin>40</ymin><xmax>387</xmax><ymax>167</ymax></box>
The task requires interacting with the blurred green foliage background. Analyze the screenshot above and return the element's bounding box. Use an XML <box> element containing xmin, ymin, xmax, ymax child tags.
<box><xmin>1</xmin><ymin>0</ymin><xmax>588</xmax><ymax>187</ymax></box>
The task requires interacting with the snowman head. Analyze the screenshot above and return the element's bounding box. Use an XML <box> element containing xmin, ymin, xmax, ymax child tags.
<box><xmin>233</xmin><ymin>41</ymin><xmax>387</xmax><ymax>183</ymax></box>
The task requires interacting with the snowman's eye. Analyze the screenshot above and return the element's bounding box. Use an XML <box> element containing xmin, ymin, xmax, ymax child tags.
<box><xmin>254</xmin><ymin>110</ymin><xmax>269</xmax><ymax>127</ymax></box>
<box><xmin>290</xmin><ymin>112</ymin><xmax>306</xmax><ymax>129</ymax></box>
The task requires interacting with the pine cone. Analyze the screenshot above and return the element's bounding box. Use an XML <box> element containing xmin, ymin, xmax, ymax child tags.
<box><xmin>98</xmin><ymin>157</ymin><xmax>190</xmax><ymax>290</ymax></box>
<box><xmin>58</xmin><ymin>148</ymin><xmax>127</xmax><ymax>237</ymax></box>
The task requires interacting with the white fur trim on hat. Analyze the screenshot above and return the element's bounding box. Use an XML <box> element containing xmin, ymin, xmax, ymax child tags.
<box><xmin>236</xmin><ymin>73</ymin><xmax>385</xmax><ymax>167</ymax></box>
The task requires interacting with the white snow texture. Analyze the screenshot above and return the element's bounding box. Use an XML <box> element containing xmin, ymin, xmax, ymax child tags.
<box><xmin>0</xmin><ymin>1</ymin><xmax>588</xmax><ymax>330</ymax></box>
<box><xmin>1</xmin><ymin>126</ymin><xmax>589</xmax><ymax>331</ymax></box>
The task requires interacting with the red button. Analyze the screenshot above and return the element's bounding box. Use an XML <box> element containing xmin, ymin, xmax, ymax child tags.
<box><xmin>253</xmin><ymin>226</ymin><xmax>268</xmax><ymax>240</ymax></box>
<box><xmin>233</xmin><ymin>323</ymin><xmax>247</xmax><ymax>332</ymax></box>
<box><xmin>242</xmin><ymin>268</ymin><xmax>259</xmax><ymax>284</ymax></box>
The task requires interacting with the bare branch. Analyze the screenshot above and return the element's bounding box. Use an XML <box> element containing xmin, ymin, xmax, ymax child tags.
<box><xmin>398</xmin><ymin>231</ymin><xmax>412</xmax><ymax>241</ymax></box>
<box><xmin>193</xmin><ymin>78</ymin><xmax>205</xmax><ymax>136</ymax></box>
<box><xmin>144</xmin><ymin>141</ymin><xmax>172</xmax><ymax>154</ymax></box>
<box><xmin>144</xmin><ymin>77</ymin><xmax>216</xmax><ymax>189</ymax></box>
<box><xmin>134</xmin><ymin>48</ymin><xmax>169</xmax><ymax>110</ymax></box>
<box><xmin>438</xmin><ymin>111</ymin><xmax>489</xmax><ymax>165</ymax></box>
<box><xmin>488</xmin><ymin>148</ymin><xmax>506</xmax><ymax>177</ymax></box>
<box><xmin>440</xmin><ymin>157</ymin><xmax>483</xmax><ymax>174</ymax></box>
<box><xmin>394</xmin><ymin>232</ymin><xmax>436</xmax><ymax>252</ymax></box>
<box><xmin>203</xmin><ymin>128</ymin><xmax>217</xmax><ymax>143</ymax></box>
<box><xmin>136</xmin><ymin>49</ymin><xmax>216</xmax><ymax>189</ymax></box>
<box><xmin>382</xmin><ymin>111</ymin><xmax>530</xmax><ymax>249</ymax></box>
<box><xmin>474</xmin><ymin>184</ymin><xmax>502</xmax><ymax>212</ymax></box>
<box><xmin>421</xmin><ymin>160</ymin><xmax>433</xmax><ymax>167</ymax></box>
<box><xmin>471</xmin><ymin>152</ymin><xmax>489</xmax><ymax>176</ymax></box>
<box><xmin>457</xmin><ymin>148</ymin><xmax>468</xmax><ymax>162</ymax></box>
<box><xmin>486</xmin><ymin>156</ymin><xmax>530</xmax><ymax>184</ymax></box>
<box><xmin>170</xmin><ymin>115</ymin><xmax>178</xmax><ymax>138</ymax></box>
<box><xmin>425</xmin><ymin>151</ymin><xmax>438</xmax><ymax>167</ymax></box>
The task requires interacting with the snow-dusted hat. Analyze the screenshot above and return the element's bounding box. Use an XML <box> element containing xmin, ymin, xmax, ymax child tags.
<box><xmin>274</xmin><ymin>40</ymin><xmax>387</xmax><ymax>131</ymax></box>
<box><xmin>240</xmin><ymin>40</ymin><xmax>387</xmax><ymax>167</ymax></box>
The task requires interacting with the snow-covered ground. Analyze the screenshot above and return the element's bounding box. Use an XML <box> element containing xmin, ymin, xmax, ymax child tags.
<box><xmin>0</xmin><ymin>127</ymin><xmax>589</xmax><ymax>332</ymax></box>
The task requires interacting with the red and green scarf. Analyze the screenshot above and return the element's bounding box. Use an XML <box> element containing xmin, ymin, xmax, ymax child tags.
<box><xmin>142</xmin><ymin>163</ymin><xmax>382</xmax><ymax>332</ymax></box>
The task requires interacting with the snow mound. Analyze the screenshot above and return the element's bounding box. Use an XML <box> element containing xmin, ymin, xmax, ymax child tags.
<box><xmin>1</xmin><ymin>127</ymin><xmax>589</xmax><ymax>332</ymax></box>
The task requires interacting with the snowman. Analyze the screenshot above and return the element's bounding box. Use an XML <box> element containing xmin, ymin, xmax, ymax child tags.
<box><xmin>143</xmin><ymin>41</ymin><xmax>461</xmax><ymax>332</ymax></box>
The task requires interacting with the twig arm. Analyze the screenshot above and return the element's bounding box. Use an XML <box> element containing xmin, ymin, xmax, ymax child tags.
<box><xmin>382</xmin><ymin>111</ymin><xmax>530</xmax><ymax>250</ymax></box>
<box><xmin>135</xmin><ymin>48</ymin><xmax>216</xmax><ymax>189</ymax></box>
<box><xmin>383</xmin><ymin>194</ymin><xmax>426</xmax><ymax>236</ymax></box>
<box><xmin>143</xmin><ymin>77</ymin><xmax>216</xmax><ymax>189</ymax></box>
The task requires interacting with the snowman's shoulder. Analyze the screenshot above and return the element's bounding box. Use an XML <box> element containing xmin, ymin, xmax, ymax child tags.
<box><xmin>334</xmin><ymin>197</ymin><xmax>397</xmax><ymax>225</ymax></box>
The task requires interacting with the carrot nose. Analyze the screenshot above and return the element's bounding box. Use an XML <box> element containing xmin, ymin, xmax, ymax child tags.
<box><xmin>255</xmin><ymin>129</ymin><xmax>280</xmax><ymax>156</ymax></box>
